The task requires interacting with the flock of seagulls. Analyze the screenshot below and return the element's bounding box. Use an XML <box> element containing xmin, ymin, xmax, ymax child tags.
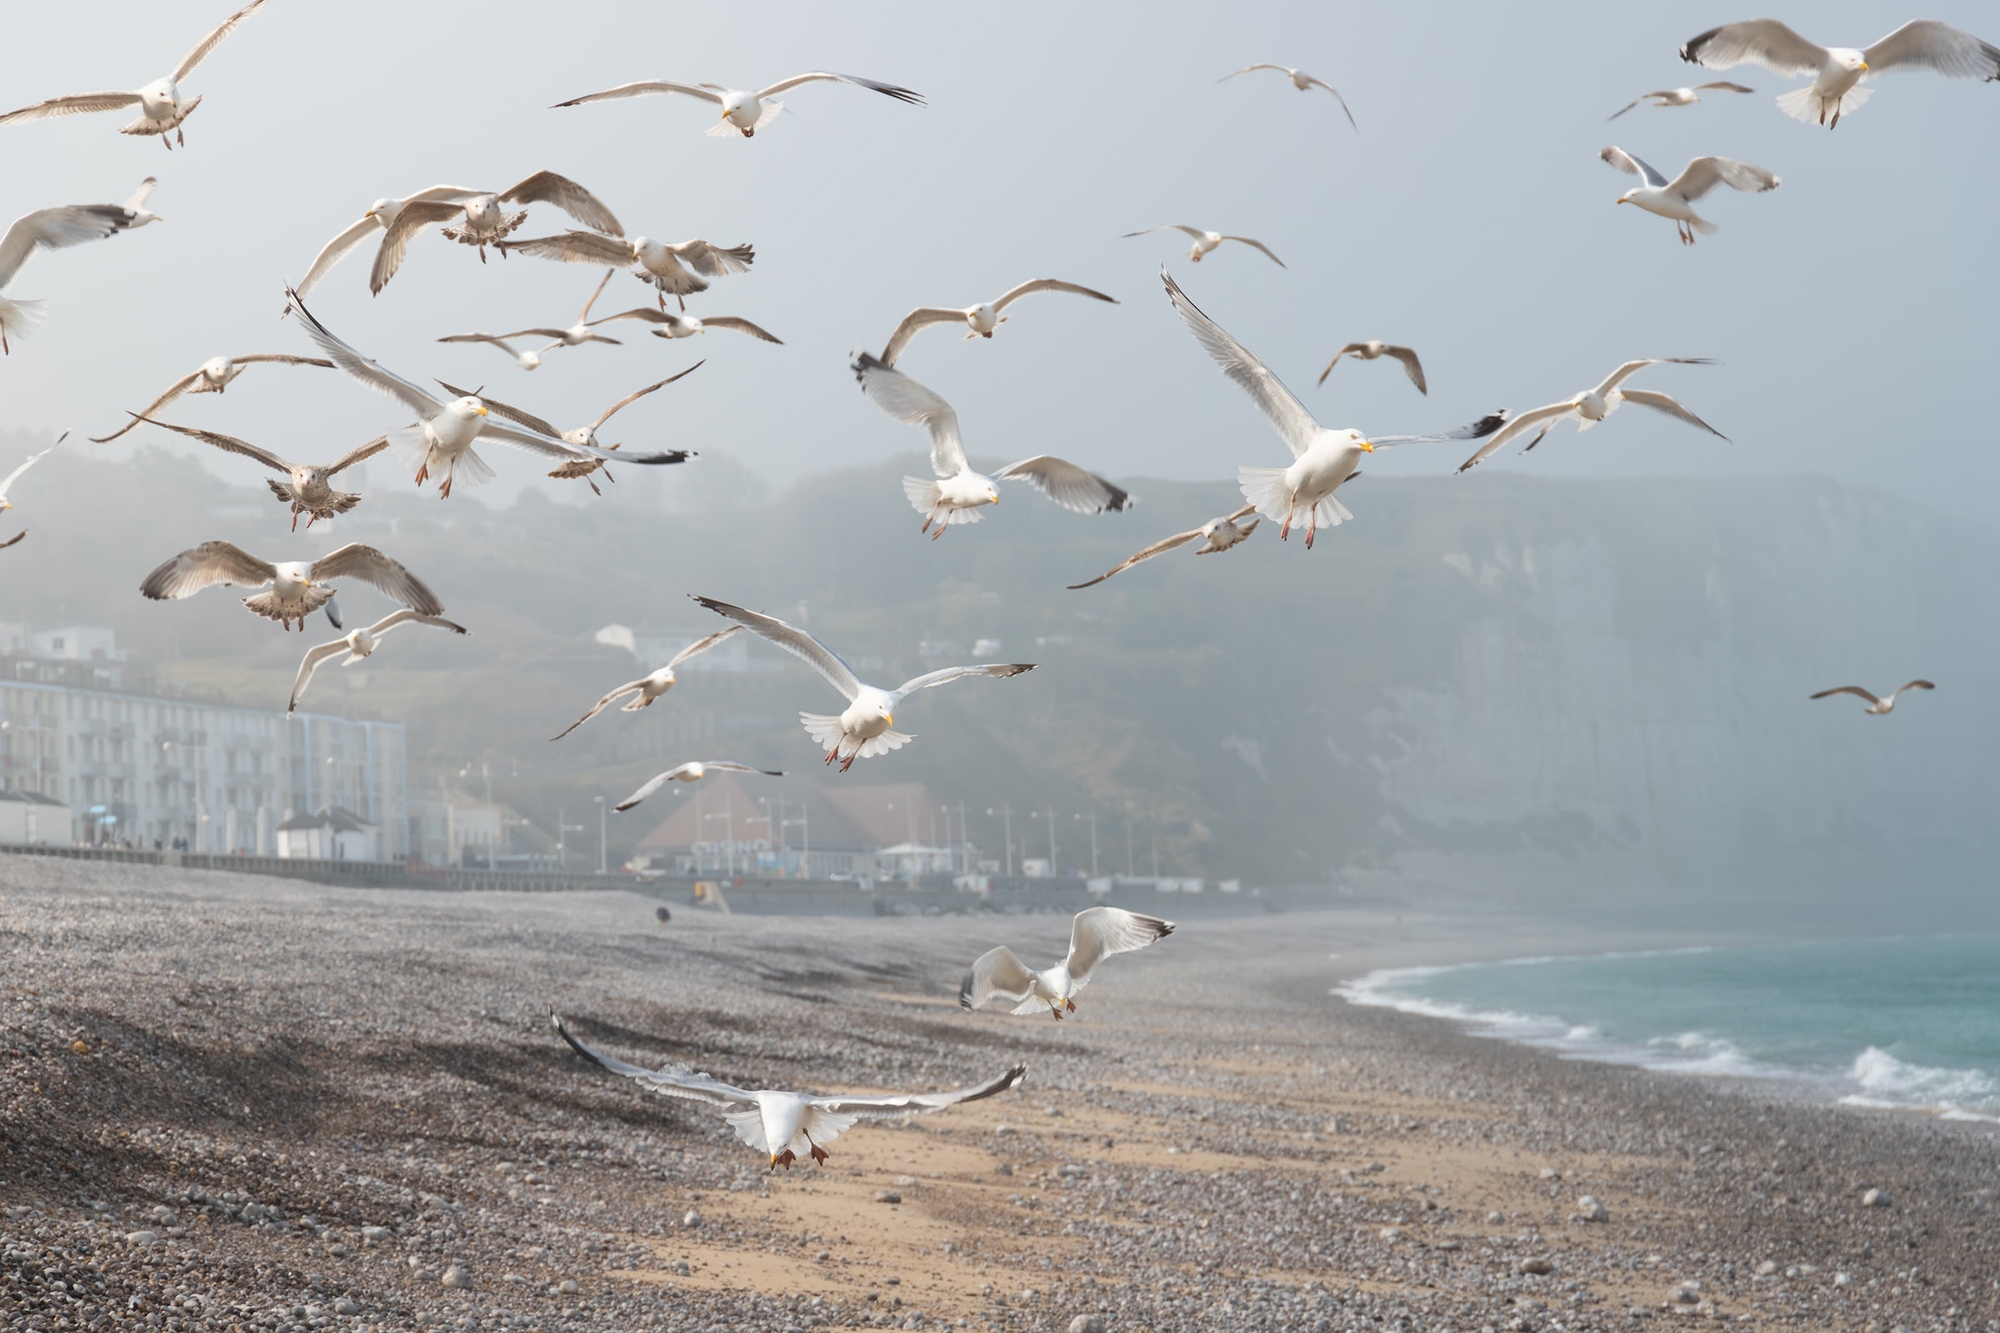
<box><xmin>3</xmin><ymin>7</ymin><xmax>1983</xmax><ymax>1159</ymax></box>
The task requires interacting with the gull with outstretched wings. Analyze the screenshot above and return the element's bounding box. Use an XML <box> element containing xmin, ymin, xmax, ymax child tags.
<box><xmin>589</xmin><ymin>307</ymin><xmax>782</xmax><ymax>346</ymax></box>
<box><xmin>962</xmin><ymin>908</ymin><xmax>1175</xmax><ymax>1020</ymax></box>
<box><xmin>1068</xmin><ymin>505</ymin><xmax>1260</xmax><ymax>590</ymax></box>
<box><xmin>455</xmin><ymin>270</ymin><xmax>626</xmax><ymax>360</ymax></box>
<box><xmin>613</xmin><ymin>762</ymin><xmax>785</xmax><ymax>811</ymax></box>
<box><xmin>1601</xmin><ymin>146</ymin><xmax>1779</xmax><ymax>244</ymax></box>
<box><xmin>128</xmin><ymin>417</ymin><xmax>388</xmax><ymax>530</ymax></box>
<box><xmin>1317</xmin><ymin>341</ymin><xmax>1426</xmax><ymax>394</ymax></box>
<box><xmin>140</xmin><ymin>542</ymin><xmax>444</xmax><ymax>631</ymax></box>
<box><xmin>553</xmin><ymin>71</ymin><xmax>923</xmax><ymax>138</ymax></box>
<box><xmin>439</xmin><ymin>366</ymin><xmax>699</xmax><ymax>494</ymax></box>
<box><xmin>1218</xmin><ymin>64</ymin><xmax>1356</xmax><ymax>129</ymax></box>
<box><xmin>92</xmin><ymin>355</ymin><xmax>333</xmax><ymax>442</ymax></box>
<box><xmin>1455</xmin><ymin>359</ymin><xmax>1723</xmax><ymax>474</ymax></box>
<box><xmin>1810</xmin><ymin>680</ymin><xmax>1935</xmax><ymax>715</ymax></box>
<box><xmin>498</xmin><ymin>230</ymin><xmax>752</xmax><ymax>311</ymax></box>
<box><xmin>289</xmin><ymin>609</ymin><xmax>467</xmax><ymax>712</ymax></box>
<box><xmin>879</xmin><ymin>279</ymin><xmax>1117</xmax><ymax>366</ymax></box>
<box><xmin>1680</xmin><ymin>19</ymin><xmax>2000</xmax><ymax>127</ymax></box>
<box><xmin>0</xmin><ymin>183</ymin><xmax>157</xmax><ymax>354</ymax></box>
<box><xmin>1608</xmin><ymin>81</ymin><xmax>1755</xmax><ymax>120</ymax></box>
<box><xmin>1123</xmin><ymin>224</ymin><xmax>1285</xmax><ymax>268</ymax></box>
<box><xmin>552</xmin><ymin>627</ymin><xmax>743</xmax><ymax>741</ymax></box>
<box><xmin>0</xmin><ymin>432</ymin><xmax>65</xmax><ymax>512</ymax></box>
<box><xmin>354</xmin><ymin>172</ymin><xmax>623</xmax><ymax>293</ymax></box>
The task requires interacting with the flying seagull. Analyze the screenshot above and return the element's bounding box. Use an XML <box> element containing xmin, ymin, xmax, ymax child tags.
<box><xmin>140</xmin><ymin>542</ymin><xmax>444</xmax><ymax>631</ymax></box>
<box><xmin>589</xmin><ymin>307</ymin><xmax>783</xmax><ymax>345</ymax></box>
<box><xmin>1810</xmin><ymin>680</ymin><xmax>1935</xmax><ymax>715</ymax></box>
<box><xmin>438</xmin><ymin>367</ymin><xmax>699</xmax><ymax>494</ymax></box>
<box><xmin>1123</xmin><ymin>224</ymin><xmax>1284</xmax><ymax>267</ymax></box>
<box><xmin>91</xmin><ymin>354</ymin><xmax>334</xmax><ymax>442</ymax></box>
<box><xmin>553</xmin><ymin>1011</ymin><xmax>1022</xmax><ymax>1170</ymax></box>
<box><xmin>1218</xmin><ymin>64</ymin><xmax>1356</xmax><ymax>129</ymax></box>
<box><xmin>691</xmin><ymin>595</ymin><xmax>1036</xmax><ymax>771</ymax></box>
<box><xmin>127</xmin><ymin>417</ymin><xmax>389</xmax><ymax>530</ymax></box>
<box><xmin>553</xmin><ymin>72</ymin><xmax>924</xmax><ymax>138</ymax></box>
<box><xmin>0</xmin><ymin>182</ymin><xmax>157</xmax><ymax>354</ymax></box>
<box><xmin>879</xmin><ymin>279</ymin><xmax>1118</xmax><ymax>367</ymax></box>
<box><xmin>359</xmin><ymin>172</ymin><xmax>623</xmax><ymax>292</ymax></box>
<box><xmin>1163</xmin><ymin>271</ymin><xmax>1503</xmax><ymax>547</ymax></box>
<box><xmin>852</xmin><ymin>351</ymin><xmax>1131</xmax><ymax>538</ymax></box>
<box><xmin>1455</xmin><ymin>359</ymin><xmax>1722</xmax><ymax>474</ymax></box>
<box><xmin>961</xmin><ymin>907</ymin><xmax>1175</xmax><ymax>1020</ymax></box>
<box><xmin>613</xmin><ymin>762</ymin><xmax>785</xmax><ymax>811</ymax></box>
<box><xmin>551</xmin><ymin>627</ymin><xmax>744</xmax><ymax>741</ymax></box>
<box><xmin>458</xmin><ymin>269</ymin><xmax>625</xmax><ymax>359</ymax></box>
<box><xmin>0</xmin><ymin>0</ymin><xmax>269</xmax><ymax>148</ymax></box>
<box><xmin>0</xmin><ymin>432</ymin><xmax>65</xmax><ymax>513</ymax></box>
<box><xmin>1601</xmin><ymin>146</ymin><xmax>1779</xmax><ymax>244</ymax></box>
<box><xmin>1608</xmin><ymin>81</ymin><xmax>1755</xmax><ymax>120</ymax></box>
<box><xmin>1680</xmin><ymin>19</ymin><xmax>2000</xmax><ymax>128</ymax></box>
<box><xmin>1068</xmin><ymin>504</ymin><xmax>1260</xmax><ymax>589</ymax></box>
<box><xmin>289</xmin><ymin>609</ymin><xmax>467</xmax><ymax>713</ymax></box>
<box><xmin>498</xmin><ymin>231</ymin><xmax>753</xmax><ymax>310</ymax></box>
<box><xmin>435</xmin><ymin>332</ymin><xmax>545</xmax><ymax>372</ymax></box>
<box><xmin>1317</xmin><ymin>341</ymin><xmax>1426</xmax><ymax>394</ymax></box>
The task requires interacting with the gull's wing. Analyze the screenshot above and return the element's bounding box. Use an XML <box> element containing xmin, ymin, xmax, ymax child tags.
<box><xmin>0</xmin><ymin>92</ymin><xmax>143</xmax><ymax>127</ymax></box>
<box><xmin>551</xmin><ymin>1013</ymin><xmax>757</xmax><ymax>1106</ymax></box>
<box><xmin>1695</xmin><ymin>81</ymin><xmax>1758</xmax><ymax>93</ymax></box>
<box><xmin>666</xmin><ymin>623</ymin><xmax>743</xmax><ymax>669</ymax></box>
<box><xmin>1065</xmin><ymin>906</ymin><xmax>1175</xmax><ymax>989</ymax></box>
<box><xmin>753</xmin><ymin>72</ymin><xmax>925</xmax><ymax>104</ymax></box>
<box><xmin>287</xmin><ymin>638</ymin><xmax>349</xmax><ymax>713</ymax></box>
<box><xmin>1384</xmin><ymin>346</ymin><xmax>1427</xmax><ymax>394</ymax></box>
<box><xmin>698</xmin><ymin>316</ymin><xmax>782</xmax><ymax>343</ymax></box>
<box><xmin>233</xmin><ymin>353</ymin><xmax>332</xmax><ymax>370</ymax></box>
<box><xmin>551</xmin><ymin>681</ymin><xmax>646</xmax><ymax>742</ymax></box>
<box><xmin>589</xmin><ymin>364</ymin><xmax>703</xmax><ymax>432</ymax></box>
<box><xmin>173</xmin><ymin>0</ymin><xmax>270</xmax><ymax>80</ymax></box>
<box><xmin>369</xmin><ymin>199</ymin><xmax>464</xmax><ymax>294</ymax></box>
<box><xmin>140</xmin><ymin>541</ymin><xmax>277</xmax><ymax>599</ymax></box>
<box><xmin>1863</xmin><ymin>22</ymin><xmax>2000</xmax><ymax>79</ymax></box>
<box><xmin>498</xmin><ymin>230</ymin><xmax>633</xmax><ymax>266</ymax></box>
<box><xmin>1599</xmin><ymin>146</ymin><xmax>1670</xmax><ymax>188</ymax></box>
<box><xmin>691</xmin><ymin>595</ymin><xmax>863</xmax><ymax>702</ymax></box>
<box><xmin>1218</xmin><ymin>64</ymin><xmax>1289</xmax><ymax>81</ymax></box>
<box><xmin>492</xmin><ymin>327</ymin><xmax>572</xmax><ymax>340</ymax></box>
<box><xmin>125</xmin><ymin>178</ymin><xmax>158</xmax><ymax>211</ymax></box>
<box><xmin>0</xmin><ymin>205</ymin><xmax>135</xmax><ymax>287</ymax></box>
<box><xmin>889</xmin><ymin>662</ymin><xmax>1037</xmax><ymax>698</ymax></box>
<box><xmin>1317</xmin><ymin>343</ymin><xmax>1366</xmax><ymax>386</ymax></box>
<box><xmin>437</xmin><ymin>333</ymin><xmax>524</xmax><ymax>352</ymax></box>
<box><xmin>995</xmin><ymin>456</ymin><xmax>1133</xmax><ymax>513</ymax></box>
<box><xmin>500</xmin><ymin>171</ymin><xmax>623</xmax><ymax>236</ymax></box>
<box><xmin>434</xmin><ymin>379</ymin><xmax>562</xmax><ymax>439</ymax></box>
<box><xmin>1298</xmin><ymin>76</ymin><xmax>1358</xmax><ymax>129</ymax></box>
<box><xmin>308</xmin><ymin>544</ymin><xmax>444</xmax><ymax>615</ymax></box>
<box><xmin>1810</xmin><ymin>685</ymin><xmax>1884</xmax><ymax>705</ymax></box>
<box><xmin>0</xmin><ymin>532</ymin><xmax>24</xmax><ymax>550</ymax></box>
<box><xmin>613</xmin><ymin>766</ymin><xmax>698</xmax><ymax>810</ymax></box>
<box><xmin>852</xmin><ymin>351</ymin><xmax>967</xmax><ymax>477</ymax></box>
<box><xmin>1372</xmin><ymin>409</ymin><xmax>1507</xmax><ymax>447</ymax></box>
<box><xmin>667</xmin><ymin>239</ymin><xmax>754</xmax><ymax>276</ymax></box>
<box><xmin>1891</xmin><ymin>680</ymin><xmax>1937</xmax><ymax>697</ymax></box>
<box><xmin>1121</xmin><ymin>224</ymin><xmax>1207</xmax><ymax>240</ymax></box>
<box><xmin>0</xmin><ymin>438</ymin><xmax>60</xmax><ymax>495</ymax></box>
<box><xmin>368</xmin><ymin>608</ymin><xmax>466</xmax><ymax>640</ymax></box>
<box><xmin>588</xmin><ymin>306</ymin><xmax>668</xmax><ymax>327</ymax></box>
<box><xmin>1605</xmin><ymin>96</ymin><xmax>1649</xmax><ymax>121</ymax></box>
<box><xmin>553</xmin><ymin>81</ymin><xmax>722</xmax><ymax>109</ymax></box>
<box><xmin>1163</xmin><ymin>270</ymin><xmax>1322</xmax><ymax>459</ymax></box>
<box><xmin>960</xmin><ymin>946</ymin><xmax>1037</xmax><ymax>1009</ymax></box>
<box><xmin>1455</xmin><ymin>403</ymin><xmax>1574</xmax><ymax>473</ymax></box>
<box><xmin>880</xmin><ymin>307</ymin><xmax>963</xmax><ymax>365</ymax></box>
<box><xmin>700</xmin><ymin>762</ymin><xmax>785</xmax><ymax>775</ymax></box>
<box><xmin>89</xmin><ymin>372</ymin><xmax>204</xmax><ymax>441</ymax></box>
<box><xmin>1679</xmin><ymin>20</ymin><xmax>1831</xmax><ymax>75</ymax></box>
<box><xmin>1616</xmin><ymin>389</ymin><xmax>1728</xmax><ymax>439</ymax></box>
<box><xmin>991</xmin><ymin>278</ymin><xmax>1119</xmax><ymax>312</ymax></box>
<box><xmin>1066</xmin><ymin>526</ymin><xmax>1208</xmax><ymax>589</ymax></box>
<box><xmin>294</xmin><ymin>214</ymin><xmax>381</xmax><ymax>299</ymax></box>
<box><xmin>131</xmin><ymin>417</ymin><xmax>291</xmax><ymax>473</ymax></box>
<box><xmin>1220</xmin><ymin>235</ymin><xmax>1287</xmax><ymax>267</ymax></box>
<box><xmin>326</xmin><ymin>434</ymin><xmax>391</xmax><ymax>475</ymax></box>
<box><xmin>285</xmin><ymin>289</ymin><xmax>442</xmax><ymax>418</ymax></box>
<box><xmin>435</xmin><ymin>380</ymin><xmax>685</xmax><ymax>466</ymax></box>
<box><xmin>1594</xmin><ymin>357</ymin><xmax>1712</xmax><ymax>396</ymax></box>
<box><xmin>576</xmin><ymin>268</ymin><xmax>616</xmax><ymax>322</ymax></box>
<box><xmin>1667</xmin><ymin>156</ymin><xmax>1780</xmax><ymax>201</ymax></box>
<box><xmin>812</xmin><ymin>1065</ymin><xmax>1026</xmax><ymax>1118</ymax></box>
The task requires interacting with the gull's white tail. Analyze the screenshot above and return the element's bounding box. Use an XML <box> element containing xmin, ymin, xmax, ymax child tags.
<box><xmin>800</xmin><ymin>713</ymin><xmax>913</xmax><ymax>761</ymax></box>
<box><xmin>0</xmin><ymin>297</ymin><xmax>49</xmax><ymax>347</ymax></box>
<box><xmin>1237</xmin><ymin>466</ymin><xmax>1292</xmax><ymax>523</ymax></box>
<box><xmin>1777</xmin><ymin>82</ymin><xmax>1871</xmax><ymax>126</ymax></box>
<box><xmin>901</xmin><ymin>476</ymin><xmax>984</xmax><ymax>525</ymax></box>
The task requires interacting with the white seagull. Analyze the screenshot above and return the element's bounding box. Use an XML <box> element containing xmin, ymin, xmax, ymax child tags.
<box><xmin>1454</xmin><ymin>360</ymin><xmax>1723</xmax><ymax>474</ymax></box>
<box><xmin>435</xmin><ymin>332</ymin><xmax>545</xmax><ymax>372</ymax></box>
<box><xmin>551</xmin><ymin>626</ymin><xmax>744</xmax><ymax>741</ymax></box>
<box><xmin>589</xmin><ymin>307</ymin><xmax>783</xmax><ymax>345</ymax></box>
<box><xmin>0</xmin><ymin>0</ymin><xmax>269</xmax><ymax>149</ymax></box>
<box><xmin>1068</xmin><ymin>504</ymin><xmax>1261</xmax><ymax>590</ymax></box>
<box><xmin>613</xmin><ymin>762</ymin><xmax>785</xmax><ymax>811</ymax></box>
<box><xmin>1601</xmin><ymin>147</ymin><xmax>1780</xmax><ymax>244</ymax></box>
<box><xmin>553</xmin><ymin>1012</ymin><xmax>1023</xmax><ymax>1170</ymax></box>
<box><xmin>1608</xmin><ymin>81</ymin><xmax>1755</xmax><ymax>120</ymax></box>
<box><xmin>91</xmin><ymin>353</ymin><xmax>334</xmax><ymax>442</ymax></box>
<box><xmin>691</xmin><ymin>596</ymin><xmax>1036</xmax><ymax>771</ymax></box>
<box><xmin>462</xmin><ymin>270</ymin><xmax>626</xmax><ymax>359</ymax></box>
<box><xmin>1680</xmin><ymin>19</ymin><xmax>2000</xmax><ymax>128</ymax></box>
<box><xmin>0</xmin><ymin>432</ymin><xmax>65</xmax><ymax>513</ymax></box>
<box><xmin>439</xmin><ymin>367</ymin><xmax>699</xmax><ymax>494</ymax></box>
<box><xmin>1218</xmin><ymin>64</ymin><xmax>1357</xmax><ymax>129</ymax></box>
<box><xmin>357</xmin><ymin>172</ymin><xmax>624</xmax><ymax>293</ymax></box>
<box><xmin>1164</xmin><ymin>272</ymin><xmax>1503</xmax><ymax>548</ymax></box>
<box><xmin>289</xmin><ymin>609</ymin><xmax>468</xmax><ymax>713</ymax></box>
<box><xmin>852</xmin><ymin>351</ymin><xmax>1132</xmax><ymax>538</ymax></box>
<box><xmin>140</xmin><ymin>542</ymin><xmax>444</xmax><ymax>631</ymax></box>
<box><xmin>1317</xmin><ymin>341</ymin><xmax>1426</xmax><ymax>394</ymax></box>
<box><xmin>1123</xmin><ymin>224</ymin><xmax>1285</xmax><ymax>267</ymax></box>
<box><xmin>553</xmin><ymin>72</ymin><xmax>924</xmax><ymax>138</ymax></box>
<box><xmin>879</xmin><ymin>279</ymin><xmax>1119</xmax><ymax>367</ymax></box>
<box><xmin>0</xmin><ymin>182</ymin><xmax>157</xmax><ymax>354</ymax></box>
<box><xmin>126</xmin><ymin>417</ymin><xmax>389</xmax><ymax>530</ymax></box>
<box><xmin>1810</xmin><ymin>680</ymin><xmax>1935</xmax><ymax>715</ymax></box>
<box><xmin>499</xmin><ymin>231</ymin><xmax>753</xmax><ymax>310</ymax></box>
<box><xmin>961</xmin><ymin>907</ymin><xmax>1176</xmax><ymax>1020</ymax></box>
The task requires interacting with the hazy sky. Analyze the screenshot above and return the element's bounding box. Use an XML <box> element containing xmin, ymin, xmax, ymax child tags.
<box><xmin>3</xmin><ymin>1</ymin><xmax>1995</xmax><ymax>517</ymax></box>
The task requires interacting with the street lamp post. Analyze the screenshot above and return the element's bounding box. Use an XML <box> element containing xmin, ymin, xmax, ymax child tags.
<box><xmin>987</xmin><ymin>804</ymin><xmax>1013</xmax><ymax>877</ymax></box>
<box><xmin>1074</xmin><ymin>811</ymin><xmax>1099</xmax><ymax>877</ymax></box>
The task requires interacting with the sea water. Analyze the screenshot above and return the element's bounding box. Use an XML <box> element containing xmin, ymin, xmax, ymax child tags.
<box><xmin>1337</xmin><ymin>935</ymin><xmax>2000</xmax><ymax>1122</ymax></box>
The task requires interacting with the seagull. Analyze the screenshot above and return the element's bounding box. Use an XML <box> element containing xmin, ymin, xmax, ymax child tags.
<box><xmin>553</xmin><ymin>1012</ymin><xmax>1022</xmax><ymax>1170</ymax></box>
<box><xmin>292</xmin><ymin>186</ymin><xmax>587</xmax><ymax>303</ymax></box>
<box><xmin>0</xmin><ymin>0</ymin><xmax>269</xmax><ymax>149</ymax></box>
<box><xmin>498</xmin><ymin>231</ymin><xmax>753</xmax><ymax>310</ymax></box>
<box><xmin>285</xmin><ymin>289</ymin><xmax>675</xmax><ymax>498</ymax></box>
<box><xmin>438</xmin><ymin>367</ymin><xmax>700</xmax><ymax>494</ymax></box>
<box><xmin>1601</xmin><ymin>147</ymin><xmax>1780</xmax><ymax>244</ymax></box>
<box><xmin>691</xmin><ymin>596</ymin><xmax>1036</xmax><ymax>771</ymax></box>
<box><xmin>435</xmin><ymin>332</ymin><xmax>545</xmax><ymax>372</ymax></box>
<box><xmin>90</xmin><ymin>354</ymin><xmax>334</xmax><ymax>442</ymax></box>
<box><xmin>1217</xmin><ymin>64</ymin><xmax>1357</xmax><ymax>129</ymax></box>
<box><xmin>1067</xmin><ymin>504</ymin><xmax>1261</xmax><ymax>590</ymax></box>
<box><xmin>1680</xmin><ymin>19</ymin><xmax>2000</xmax><ymax>128</ymax></box>
<box><xmin>360</xmin><ymin>172</ymin><xmax>624</xmax><ymax>292</ymax></box>
<box><xmin>1608</xmin><ymin>81</ymin><xmax>1755</xmax><ymax>120</ymax></box>
<box><xmin>1123</xmin><ymin>225</ymin><xmax>1284</xmax><ymax>267</ymax></box>
<box><xmin>289</xmin><ymin>609</ymin><xmax>467</xmax><ymax>712</ymax></box>
<box><xmin>852</xmin><ymin>352</ymin><xmax>1131</xmax><ymax>539</ymax></box>
<box><xmin>552</xmin><ymin>72</ymin><xmax>924</xmax><ymax>138</ymax></box>
<box><xmin>589</xmin><ymin>307</ymin><xmax>783</xmax><ymax>345</ymax></box>
<box><xmin>1317</xmin><ymin>341</ymin><xmax>1426</xmax><ymax>394</ymax></box>
<box><xmin>613</xmin><ymin>762</ymin><xmax>786</xmax><ymax>811</ymax></box>
<box><xmin>460</xmin><ymin>270</ymin><xmax>626</xmax><ymax>359</ymax></box>
<box><xmin>0</xmin><ymin>432</ymin><xmax>65</xmax><ymax>513</ymax></box>
<box><xmin>0</xmin><ymin>183</ymin><xmax>155</xmax><ymax>354</ymax></box>
<box><xmin>1454</xmin><ymin>360</ymin><xmax>1723</xmax><ymax>474</ymax></box>
<box><xmin>1810</xmin><ymin>680</ymin><xmax>1935</xmax><ymax>715</ymax></box>
<box><xmin>1163</xmin><ymin>272</ymin><xmax>1503</xmax><ymax>548</ymax></box>
<box><xmin>961</xmin><ymin>907</ymin><xmax>1175</xmax><ymax>1020</ymax></box>
<box><xmin>126</xmin><ymin>417</ymin><xmax>389</xmax><ymax>530</ymax></box>
<box><xmin>551</xmin><ymin>627</ymin><xmax>744</xmax><ymax>740</ymax></box>
<box><xmin>878</xmin><ymin>280</ymin><xmax>1119</xmax><ymax>367</ymax></box>
<box><xmin>139</xmin><ymin>542</ymin><xmax>444</xmax><ymax>631</ymax></box>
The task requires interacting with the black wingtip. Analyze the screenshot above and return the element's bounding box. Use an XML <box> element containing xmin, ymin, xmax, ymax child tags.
<box><xmin>1003</xmin><ymin>1064</ymin><xmax>1027</xmax><ymax>1090</ymax></box>
<box><xmin>959</xmin><ymin>973</ymin><xmax>976</xmax><ymax>1009</ymax></box>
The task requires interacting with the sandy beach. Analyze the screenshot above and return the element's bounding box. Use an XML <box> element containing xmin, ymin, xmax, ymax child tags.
<box><xmin>3</xmin><ymin>860</ymin><xmax>1997</xmax><ymax>1332</ymax></box>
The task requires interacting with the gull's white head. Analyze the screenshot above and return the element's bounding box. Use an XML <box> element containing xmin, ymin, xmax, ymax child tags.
<box><xmin>632</xmin><ymin>236</ymin><xmax>665</xmax><ymax>265</ymax></box>
<box><xmin>518</xmin><ymin>350</ymin><xmax>542</xmax><ymax>371</ymax></box>
<box><xmin>1346</xmin><ymin>429</ymin><xmax>1374</xmax><ymax>454</ymax></box>
<box><xmin>984</xmin><ymin>479</ymin><xmax>1002</xmax><ymax>505</ymax></box>
<box><xmin>200</xmin><ymin>356</ymin><xmax>232</xmax><ymax>381</ymax></box>
<box><xmin>683</xmin><ymin>763</ymin><xmax>707</xmax><ymax>781</ymax></box>
<box><xmin>719</xmin><ymin>91</ymin><xmax>759</xmax><ymax>132</ymax></box>
<box><xmin>1835</xmin><ymin>49</ymin><xmax>1868</xmax><ymax>74</ymax></box>
<box><xmin>365</xmin><ymin>198</ymin><xmax>399</xmax><ymax>224</ymax></box>
<box><xmin>449</xmin><ymin>396</ymin><xmax>490</xmax><ymax>421</ymax></box>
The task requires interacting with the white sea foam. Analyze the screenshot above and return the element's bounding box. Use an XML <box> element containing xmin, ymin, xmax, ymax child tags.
<box><xmin>1838</xmin><ymin>1047</ymin><xmax>2000</xmax><ymax>1123</ymax></box>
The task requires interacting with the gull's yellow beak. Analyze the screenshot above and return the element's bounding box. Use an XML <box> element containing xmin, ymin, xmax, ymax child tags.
<box><xmin>475</xmin><ymin>405</ymin><xmax>489</xmax><ymax>417</ymax></box>
<box><xmin>1859</xmin><ymin>61</ymin><xmax>1869</xmax><ymax>70</ymax></box>
<box><xmin>770</xmin><ymin>1153</ymin><xmax>779</xmax><ymax>1167</ymax></box>
<box><xmin>1615</xmin><ymin>197</ymin><xmax>1628</xmax><ymax>205</ymax></box>
<box><xmin>1360</xmin><ymin>440</ymin><xmax>1375</xmax><ymax>453</ymax></box>
<box><xmin>885</xmin><ymin>713</ymin><xmax>895</xmax><ymax>726</ymax></box>
<box><xmin>1</xmin><ymin>501</ymin><xmax>12</xmax><ymax>511</ymax></box>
